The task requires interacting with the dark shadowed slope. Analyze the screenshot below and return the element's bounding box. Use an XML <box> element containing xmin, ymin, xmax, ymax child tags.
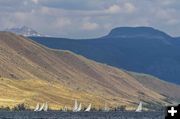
<box><xmin>30</xmin><ymin>27</ymin><xmax>180</xmax><ymax>84</ymax></box>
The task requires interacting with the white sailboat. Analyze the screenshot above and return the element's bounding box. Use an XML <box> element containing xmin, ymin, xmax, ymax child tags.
<box><xmin>34</xmin><ymin>103</ymin><xmax>40</xmax><ymax>112</ymax></box>
<box><xmin>44</xmin><ymin>102</ymin><xmax>48</xmax><ymax>111</ymax></box>
<box><xmin>38</xmin><ymin>103</ymin><xmax>45</xmax><ymax>111</ymax></box>
<box><xmin>73</xmin><ymin>100</ymin><xmax>78</xmax><ymax>112</ymax></box>
<box><xmin>135</xmin><ymin>102</ymin><xmax>142</xmax><ymax>112</ymax></box>
<box><xmin>104</xmin><ymin>103</ymin><xmax>109</xmax><ymax>112</ymax></box>
<box><xmin>85</xmin><ymin>104</ymin><xmax>91</xmax><ymax>112</ymax></box>
<box><xmin>63</xmin><ymin>106</ymin><xmax>68</xmax><ymax>112</ymax></box>
<box><xmin>76</xmin><ymin>103</ymin><xmax>82</xmax><ymax>112</ymax></box>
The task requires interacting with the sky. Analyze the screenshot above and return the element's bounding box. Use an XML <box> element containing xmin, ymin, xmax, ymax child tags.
<box><xmin>0</xmin><ymin>0</ymin><xmax>180</xmax><ymax>38</ymax></box>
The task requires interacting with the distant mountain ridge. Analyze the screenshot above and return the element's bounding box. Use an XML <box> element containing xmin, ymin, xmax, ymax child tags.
<box><xmin>30</xmin><ymin>26</ymin><xmax>180</xmax><ymax>84</ymax></box>
<box><xmin>4</xmin><ymin>26</ymin><xmax>42</xmax><ymax>37</ymax></box>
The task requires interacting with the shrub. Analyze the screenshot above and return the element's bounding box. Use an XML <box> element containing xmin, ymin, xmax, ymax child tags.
<box><xmin>0</xmin><ymin>106</ymin><xmax>10</xmax><ymax>111</ymax></box>
<box><xmin>12</xmin><ymin>103</ymin><xmax>27</xmax><ymax>111</ymax></box>
<box><xmin>114</xmin><ymin>105</ymin><xmax>126</xmax><ymax>111</ymax></box>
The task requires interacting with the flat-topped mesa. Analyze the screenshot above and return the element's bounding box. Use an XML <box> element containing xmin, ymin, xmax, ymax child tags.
<box><xmin>105</xmin><ymin>27</ymin><xmax>172</xmax><ymax>39</ymax></box>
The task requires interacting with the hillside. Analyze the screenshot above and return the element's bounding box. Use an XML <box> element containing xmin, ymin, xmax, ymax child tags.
<box><xmin>0</xmin><ymin>32</ymin><xmax>179</xmax><ymax>110</ymax></box>
<box><xmin>127</xmin><ymin>72</ymin><xmax>180</xmax><ymax>102</ymax></box>
<box><xmin>30</xmin><ymin>27</ymin><xmax>180</xmax><ymax>84</ymax></box>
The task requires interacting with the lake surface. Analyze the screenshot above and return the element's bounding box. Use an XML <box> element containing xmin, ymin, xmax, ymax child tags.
<box><xmin>0</xmin><ymin>111</ymin><xmax>166</xmax><ymax>119</ymax></box>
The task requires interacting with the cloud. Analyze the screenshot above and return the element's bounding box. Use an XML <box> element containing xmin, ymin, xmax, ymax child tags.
<box><xmin>82</xmin><ymin>22</ymin><xmax>99</xmax><ymax>30</ymax></box>
<box><xmin>107</xmin><ymin>5</ymin><xmax>121</xmax><ymax>14</ymax></box>
<box><xmin>55</xmin><ymin>18</ymin><xmax>71</xmax><ymax>28</ymax></box>
<box><xmin>105</xmin><ymin>3</ymin><xmax>136</xmax><ymax>14</ymax></box>
<box><xmin>32</xmin><ymin>0</ymin><xmax>39</xmax><ymax>4</ymax></box>
<box><xmin>124</xmin><ymin>2</ymin><xmax>136</xmax><ymax>13</ymax></box>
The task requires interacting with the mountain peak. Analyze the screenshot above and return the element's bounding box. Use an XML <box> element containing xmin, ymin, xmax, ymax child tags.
<box><xmin>4</xmin><ymin>26</ymin><xmax>42</xmax><ymax>37</ymax></box>
<box><xmin>106</xmin><ymin>26</ymin><xmax>171</xmax><ymax>39</ymax></box>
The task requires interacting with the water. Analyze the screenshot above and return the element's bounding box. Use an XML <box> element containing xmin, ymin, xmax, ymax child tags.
<box><xmin>0</xmin><ymin>111</ymin><xmax>165</xmax><ymax>119</ymax></box>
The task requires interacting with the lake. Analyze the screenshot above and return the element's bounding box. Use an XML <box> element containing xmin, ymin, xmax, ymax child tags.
<box><xmin>0</xmin><ymin>111</ymin><xmax>166</xmax><ymax>119</ymax></box>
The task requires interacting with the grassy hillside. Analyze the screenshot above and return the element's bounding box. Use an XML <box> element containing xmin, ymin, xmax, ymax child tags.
<box><xmin>0</xmin><ymin>32</ymin><xmax>179</xmax><ymax>110</ymax></box>
<box><xmin>127</xmin><ymin>71</ymin><xmax>180</xmax><ymax>103</ymax></box>
<box><xmin>0</xmin><ymin>78</ymin><xmax>107</xmax><ymax>110</ymax></box>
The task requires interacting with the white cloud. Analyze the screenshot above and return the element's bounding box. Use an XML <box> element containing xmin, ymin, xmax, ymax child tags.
<box><xmin>124</xmin><ymin>2</ymin><xmax>135</xmax><ymax>13</ymax></box>
<box><xmin>55</xmin><ymin>18</ymin><xmax>71</xmax><ymax>28</ymax></box>
<box><xmin>105</xmin><ymin>3</ymin><xmax>135</xmax><ymax>14</ymax></box>
<box><xmin>82</xmin><ymin>22</ymin><xmax>99</xmax><ymax>30</ymax></box>
<box><xmin>32</xmin><ymin>0</ymin><xmax>39</xmax><ymax>4</ymax></box>
<box><xmin>154</xmin><ymin>8</ymin><xmax>178</xmax><ymax>25</ymax></box>
<box><xmin>38</xmin><ymin>6</ymin><xmax>65</xmax><ymax>16</ymax></box>
<box><xmin>107</xmin><ymin>5</ymin><xmax>121</xmax><ymax>14</ymax></box>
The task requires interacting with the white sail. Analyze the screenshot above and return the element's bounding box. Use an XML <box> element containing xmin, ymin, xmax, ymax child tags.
<box><xmin>38</xmin><ymin>103</ymin><xmax>45</xmax><ymax>111</ymax></box>
<box><xmin>63</xmin><ymin>106</ymin><xmax>68</xmax><ymax>112</ymax></box>
<box><xmin>104</xmin><ymin>103</ymin><xmax>109</xmax><ymax>112</ymax></box>
<box><xmin>73</xmin><ymin>100</ymin><xmax>78</xmax><ymax>112</ymax></box>
<box><xmin>44</xmin><ymin>102</ymin><xmax>48</xmax><ymax>111</ymax></box>
<box><xmin>34</xmin><ymin>103</ymin><xmax>40</xmax><ymax>112</ymax></box>
<box><xmin>135</xmin><ymin>102</ymin><xmax>142</xmax><ymax>112</ymax></box>
<box><xmin>85</xmin><ymin>104</ymin><xmax>91</xmax><ymax>112</ymax></box>
<box><xmin>76</xmin><ymin>103</ymin><xmax>82</xmax><ymax>112</ymax></box>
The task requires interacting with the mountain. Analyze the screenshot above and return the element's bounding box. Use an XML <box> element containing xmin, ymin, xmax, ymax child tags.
<box><xmin>30</xmin><ymin>27</ymin><xmax>180</xmax><ymax>84</ymax></box>
<box><xmin>106</xmin><ymin>27</ymin><xmax>171</xmax><ymax>39</ymax></box>
<box><xmin>1</xmin><ymin>32</ymin><xmax>180</xmax><ymax>110</ymax></box>
<box><xmin>4</xmin><ymin>26</ymin><xmax>42</xmax><ymax>37</ymax></box>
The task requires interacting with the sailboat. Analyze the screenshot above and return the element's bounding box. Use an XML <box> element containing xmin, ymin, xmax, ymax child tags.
<box><xmin>44</xmin><ymin>102</ymin><xmax>48</xmax><ymax>111</ymax></box>
<box><xmin>38</xmin><ymin>103</ymin><xmax>45</xmax><ymax>111</ymax></box>
<box><xmin>63</xmin><ymin>106</ymin><xmax>68</xmax><ymax>112</ymax></box>
<box><xmin>135</xmin><ymin>102</ymin><xmax>142</xmax><ymax>112</ymax></box>
<box><xmin>34</xmin><ymin>103</ymin><xmax>40</xmax><ymax>112</ymax></box>
<box><xmin>76</xmin><ymin>103</ymin><xmax>82</xmax><ymax>112</ymax></box>
<box><xmin>34</xmin><ymin>102</ymin><xmax>48</xmax><ymax>112</ymax></box>
<box><xmin>104</xmin><ymin>103</ymin><xmax>109</xmax><ymax>112</ymax></box>
<box><xmin>85</xmin><ymin>104</ymin><xmax>91</xmax><ymax>112</ymax></box>
<box><xmin>73</xmin><ymin>100</ymin><xmax>78</xmax><ymax>112</ymax></box>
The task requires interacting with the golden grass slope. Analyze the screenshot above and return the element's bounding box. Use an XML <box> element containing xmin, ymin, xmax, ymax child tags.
<box><xmin>0</xmin><ymin>78</ymin><xmax>105</xmax><ymax>110</ymax></box>
<box><xmin>0</xmin><ymin>32</ymin><xmax>179</xmax><ymax>110</ymax></box>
